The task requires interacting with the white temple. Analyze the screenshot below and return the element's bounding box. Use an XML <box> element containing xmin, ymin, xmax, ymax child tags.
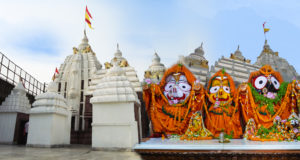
<box><xmin>178</xmin><ymin>43</ymin><xmax>209</xmax><ymax>84</ymax></box>
<box><xmin>54</xmin><ymin>30</ymin><xmax>102</xmax><ymax>132</ymax></box>
<box><xmin>144</xmin><ymin>52</ymin><xmax>166</xmax><ymax>83</ymax></box>
<box><xmin>209</xmin><ymin>40</ymin><xmax>300</xmax><ymax>86</ymax></box>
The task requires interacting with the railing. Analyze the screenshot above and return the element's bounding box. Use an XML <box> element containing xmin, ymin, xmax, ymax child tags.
<box><xmin>0</xmin><ymin>52</ymin><xmax>46</xmax><ymax>95</ymax></box>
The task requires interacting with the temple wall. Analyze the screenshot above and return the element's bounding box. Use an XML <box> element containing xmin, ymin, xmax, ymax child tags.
<box><xmin>0</xmin><ymin>112</ymin><xmax>17</xmax><ymax>143</ymax></box>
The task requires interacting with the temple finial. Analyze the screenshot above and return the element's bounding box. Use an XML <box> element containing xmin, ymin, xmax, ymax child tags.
<box><xmin>237</xmin><ymin>45</ymin><xmax>240</xmax><ymax>50</ymax></box>
<box><xmin>200</xmin><ymin>42</ymin><xmax>203</xmax><ymax>48</ymax></box>
<box><xmin>117</xmin><ymin>43</ymin><xmax>119</xmax><ymax>50</ymax></box>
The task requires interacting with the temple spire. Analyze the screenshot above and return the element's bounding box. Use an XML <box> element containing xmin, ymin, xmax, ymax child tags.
<box><xmin>114</xmin><ymin>43</ymin><xmax>122</xmax><ymax>57</ymax></box>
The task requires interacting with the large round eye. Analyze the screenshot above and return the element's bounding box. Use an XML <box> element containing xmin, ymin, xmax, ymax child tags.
<box><xmin>271</xmin><ymin>76</ymin><xmax>280</xmax><ymax>90</ymax></box>
<box><xmin>164</xmin><ymin>83</ymin><xmax>174</xmax><ymax>91</ymax></box>
<box><xmin>254</xmin><ymin>76</ymin><xmax>267</xmax><ymax>89</ymax></box>
<box><xmin>210</xmin><ymin>86</ymin><xmax>220</xmax><ymax>93</ymax></box>
<box><xmin>179</xmin><ymin>82</ymin><xmax>191</xmax><ymax>91</ymax></box>
<box><xmin>223</xmin><ymin>86</ymin><xmax>230</xmax><ymax>93</ymax></box>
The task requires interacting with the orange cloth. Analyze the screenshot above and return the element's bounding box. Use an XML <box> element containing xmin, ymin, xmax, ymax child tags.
<box><xmin>204</xmin><ymin>70</ymin><xmax>243</xmax><ymax>138</ymax></box>
<box><xmin>238</xmin><ymin>65</ymin><xmax>293</xmax><ymax>128</ymax></box>
<box><xmin>238</xmin><ymin>84</ymin><xmax>293</xmax><ymax>128</ymax></box>
<box><xmin>143</xmin><ymin>64</ymin><xmax>205</xmax><ymax>134</ymax></box>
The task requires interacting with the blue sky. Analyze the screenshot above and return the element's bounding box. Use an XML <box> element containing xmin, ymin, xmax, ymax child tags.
<box><xmin>0</xmin><ymin>0</ymin><xmax>299</xmax><ymax>82</ymax></box>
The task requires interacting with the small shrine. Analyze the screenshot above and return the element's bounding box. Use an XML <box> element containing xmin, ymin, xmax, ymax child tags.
<box><xmin>0</xmin><ymin>82</ymin><xmax>31</xmax><ymax>144</ymax></box>
<box><xmin>90</xmin><ymin>61</ymin><xmax>141</xmax><ymax>149</ymax></box>
<box><xmin>27</xmin><ymin>82</ymin><xmax>71</xmax><ymax>147</ymax></box>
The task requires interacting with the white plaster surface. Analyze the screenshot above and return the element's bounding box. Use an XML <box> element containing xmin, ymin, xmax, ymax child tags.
<box><xmin>27</xmin><ymin>82</ymin><xmax>71</xmax><ymax>147</ymax></box>
<box><xmin>27</xmin><ymin>113</ymin><xmax>70</xmax><ymax>147</ymax></box>
<box><xmin>91</xmin><ymin>65</ymin><xmax>139</xmax><ymax>149</ymax></box>
<box><xmin>0</xmin><ymin>82</ymin><xmax>31</xmax><ymax>113</ymax></box>
<box><xmin>0</xmin><ymin>112</ymin><xmax>17</xmax><ymax>143</ymax></box>
<box><xmin>134</xmin><ymin>138</ymin><xmax>300</xmax><ymax>150</ymax></box>
<box><xmin>92</xmin><ymin>102</ymin><xmax>139</xmax><ymax>149</ymax></box>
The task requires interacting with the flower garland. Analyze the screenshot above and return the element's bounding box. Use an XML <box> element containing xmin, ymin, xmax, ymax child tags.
<box><xmin>248</xmin><ymin>82</ymin><xmax>288</xmax><ymax>116</ymax></box>
<box><xmin>162</xmin><ymin>105</ymin><xmax>191</xmax><ymax>121</ymax></box>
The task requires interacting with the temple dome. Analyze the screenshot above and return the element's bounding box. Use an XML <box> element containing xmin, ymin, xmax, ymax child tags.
<box><xmin>144</xmin><ymin>52</ymin><xmax>166</xmax><ymax>83</ymax></box>
<box><xmin>230</xmin><ymin>45</ymin><xmax>250</xmax><ymax>63</ymax></box>
<box><xmin>91</xmin><ymin>63</ymin><xmax>139</xmax><ymax>104</ymax></box>
<box><xmin>194</xmin><ymin>42</ymin><xmax>204</xmax><ymax>56</ymax></box>
<box><xmin>110</xmin><ymin>44</ymin><xmax>127</xmax><ymax>66</ymax></box>
<box><xmin>187</xmin><ymin>42</ymin><xmax>206</xmax><ymax>62</ymax></box>
<box><xmin>31</xmin><ymin>82</ymin><xmax>69</xmax><ymax>116</ymax></box>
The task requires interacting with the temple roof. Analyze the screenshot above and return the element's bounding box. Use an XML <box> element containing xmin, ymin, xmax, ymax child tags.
<box><xmin>0</xmin><ymin>82</ymin><xmax>31</xmax><ymax>113</ymax></box>
<box><xmin>255</xmin><ymin>40</ymin><xmax>299</xmax><ymax>81</ymax></box>
<box><xmin>90</xmin><ymin>62</ymin><xmax>139</xmax><ymax>104</ymax></box>
<box><xmin>186</xmin><ymin>42</ymin><xmax>207</xmax><ymax>62</ymax></box>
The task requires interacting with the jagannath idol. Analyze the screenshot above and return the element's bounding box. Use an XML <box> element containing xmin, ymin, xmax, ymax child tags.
<box><xmin>237</xmin><ymin>65</ymin><xmax>300</xmax><ymax>141</ymax></box>
<box><xmin>204</xmin><ymin>69</ymin><xmax>243</xmax><ymax>138</ymax></box>
<box><xmin>143</xmin><ymin>64</ymin><xmax>205</xmax><ymax>135</ymax></box>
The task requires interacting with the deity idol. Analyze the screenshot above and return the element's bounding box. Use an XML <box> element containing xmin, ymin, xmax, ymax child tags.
<box><xmin>143</xmin><ymin>64</ymin><xmax>205</xmax><ymax>135</ymax></box>
<box><xmin>204</xmin><ymin>69</ymin><xmax>243</xmax><ymax>138</ymax></box>
<box><xmin>237</xmin><ymin>65</ymin><xmax>299</xmax><ymax>129</ymax></box>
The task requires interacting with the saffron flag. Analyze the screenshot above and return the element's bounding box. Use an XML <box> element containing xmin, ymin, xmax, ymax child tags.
<box><xmin>85</xmin><ymin>6</ymin><xmax>93</xmax><ymax>29</ymax></box>
<box><xmin>263</xmin><ymin>22</ymin><xmax>270</xmax><ymax>34</ymax></box>
<box><xmin>264</xmin><ymin>28</ymin><xmax>270</xmax><ymax>33</ymax></box>
<box><xmin>52</xmin><ymin>73</ymin><xmax>56</xmax><ymax>81</ymax></box>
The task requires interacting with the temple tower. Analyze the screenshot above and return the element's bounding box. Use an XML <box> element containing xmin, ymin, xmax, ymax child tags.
<box><xmin>178</xmin><ymin>43</ymin><xmax>209</xmax><ymax>84</ymax></box>
<box><xmin>54</xmin><ymin>30</ymin><xmax>102</xmax><ymax>143</ymax></box>
<box><xmin>255</xmin><ymin>40</ymin><xmax>300</xmax><ymax>81</ymax></box>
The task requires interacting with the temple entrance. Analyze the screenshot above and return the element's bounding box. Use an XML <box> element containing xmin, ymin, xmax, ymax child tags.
<box><xmin>70</xmin><ymin>95</ymin><xmax>92</xmax><ymax>145</ymax></box>
<box><xmin>14</xmin><ymin>113</ymin><xmax>29</xmax><ymax>145</ymax></box>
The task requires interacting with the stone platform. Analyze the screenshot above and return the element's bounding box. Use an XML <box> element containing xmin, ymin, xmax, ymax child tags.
<box><xmin>134</xmin><ymin>138</ymin><xmax>300</xmax><ymax>159</ymax></box>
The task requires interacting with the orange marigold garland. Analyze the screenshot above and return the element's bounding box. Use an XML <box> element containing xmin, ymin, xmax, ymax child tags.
<box><xmin>143</xmin><ymin>64</ymin><xmax>205</xmax><ymax>135</ymax></box>
<box><xmin>204</xmin><ymin>69</ymin><xmax>243</xmax><ymax>138</ymax></box>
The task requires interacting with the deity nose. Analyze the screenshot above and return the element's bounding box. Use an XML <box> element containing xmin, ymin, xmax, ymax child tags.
<box><xmin>173</xmin><ymin>87</ymin><xmax>177</xmax><ymax>94</ymax></box>
<box><xmin>218</xmin><ymin>88</ymin><xmax>224</xmax><ymax>96</ymax></box>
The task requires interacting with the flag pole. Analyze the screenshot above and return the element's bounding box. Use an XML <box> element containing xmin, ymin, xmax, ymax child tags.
<box><xmin>84</xmin><ymin>5</ymin><xmax>87</xmax><ymax>32</ymax></box>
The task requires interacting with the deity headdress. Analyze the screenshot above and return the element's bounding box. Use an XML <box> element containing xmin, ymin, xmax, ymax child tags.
<box><xmin>207</xmin><ymin>69</ymin><xmax>236</xmax><ymax>95</ymax></box>
<box><xmin>248</xmin><ymin>65</ymin><xmax>283</xmax><ymax>84</ymax></box>
<box><xmin>159</xmin><ymin>64</ymin><xmax>196</xmax><ymax>89</ymax></box>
